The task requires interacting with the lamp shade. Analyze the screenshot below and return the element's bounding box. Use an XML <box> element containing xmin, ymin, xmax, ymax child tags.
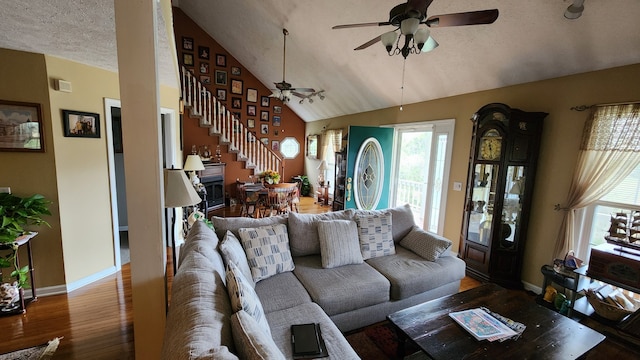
<box><xmin>164</xmin><ymin>169</ymin><xmax>202</xmax><ymax>208</ymax></box>
<box><xmin>317</xmin><ymin>160</ymin><xmax>329</xmax><ymax>171</ymax></box>
<box><xmin>414</xmin><ymin>28</ymin><xmax>430</xmax><ymax>50</ymax></box>
<box><xmin>381</xmin><ymin>31</ymin><xmax>398</xmax><ymax>48</ymax></box>
<box><xmin>184</xmin><ymin>154</ymin><xmax>205</xmax><ymax>171</ymax></box>
<box><xmin>400</xmin><ymin>18</ymin><xmax>419</xmax><ymax>35</ymax></box>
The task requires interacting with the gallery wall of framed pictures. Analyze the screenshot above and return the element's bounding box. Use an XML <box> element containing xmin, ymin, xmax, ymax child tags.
<box><xmin>174</xmin><ymin>8</ymin><xmax>307</xmax><ymax>188</ymax></box>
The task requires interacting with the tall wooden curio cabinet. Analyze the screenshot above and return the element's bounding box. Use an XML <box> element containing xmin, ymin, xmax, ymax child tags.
<box><xmin>460</xmin><ymin>103</ymin><xmax>546</xmax><ymax>288</ymax></box>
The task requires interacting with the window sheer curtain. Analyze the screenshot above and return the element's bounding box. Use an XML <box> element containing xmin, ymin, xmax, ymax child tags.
<box><xmin>554</xmin><ymin>104</ymin><xmax>640</xmax><ymax>260</ymax></box>
<box><xmin>319</xmin><ymin>129</ymin><xmax>343</xmax><ymax>162</ymax></box>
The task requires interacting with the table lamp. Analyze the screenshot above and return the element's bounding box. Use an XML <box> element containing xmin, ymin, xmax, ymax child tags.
<box><xmin>164</xmin><ymin>168</ymin><xmax>202</xmax><ymax>274</ymax></box>
<box><xmin>184</xmin><ymin>154</ymin><xmax>205</xmax><ymax>187</ymax></box>
<box><xmin>317</xmin><ymin>160</ymin><xmax>329</xmax><ymax>186</ymax></box>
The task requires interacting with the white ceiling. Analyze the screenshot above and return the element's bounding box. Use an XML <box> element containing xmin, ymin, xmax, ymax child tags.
<box><xmin>1</xmin><ymin>1</ymin><xmax>639</xmax><ymax>122</ymax></box>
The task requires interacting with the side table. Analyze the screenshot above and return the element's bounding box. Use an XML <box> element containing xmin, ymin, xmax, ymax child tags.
<box><xmin>539</xmin><ymin>264</ymin><xmax>588</xmax><ymax>317</ymax></box>
<box><xmin>0</xmin><ymin>232</ymin><xmax>38</xmax><ymax>315</ymax></box>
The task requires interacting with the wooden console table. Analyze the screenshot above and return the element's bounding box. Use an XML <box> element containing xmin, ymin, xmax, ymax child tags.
<box><xmin>0</xmin><ymin>232</ymin><xmax>38</xmax><ymax>315</ymax></box>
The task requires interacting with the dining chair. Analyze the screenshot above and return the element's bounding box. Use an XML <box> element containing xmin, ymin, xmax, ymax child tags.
<box><xmin>261</xmin><ymin>183</ymin><xmax>298</xmax><ymax>217</ymax></box>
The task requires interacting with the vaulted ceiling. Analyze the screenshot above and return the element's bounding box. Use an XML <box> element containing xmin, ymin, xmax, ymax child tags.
<box><xmin>1</xmin><ymin>1</ymin><xmax>639</xmax><ymax>122</ymax></box>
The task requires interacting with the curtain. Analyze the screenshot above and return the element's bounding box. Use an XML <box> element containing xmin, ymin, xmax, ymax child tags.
<box><xmin>554</xmin><ymin>104</ymin><xmax>640</xmax><ymax>260</ymax></box>
<box><xmin>319</xmin><ymin>129</ymin><xmax>343</xmax><ymax>162</ymax></box>
<box><xmin>554</xmin><ymin>103</ymin><xmax>640</xmax><ymax>259</ymax></box>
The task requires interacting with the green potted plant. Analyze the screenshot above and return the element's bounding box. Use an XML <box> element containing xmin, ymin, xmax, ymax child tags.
<box><xmin>0</xmin><ymin>193</ymin><xmax>51</xmax><ymax>289</ymax></box>
<box><xmin>299</xmin><ymin>175</ymin><xmax>311</xmax><ymax>196</ymax></box>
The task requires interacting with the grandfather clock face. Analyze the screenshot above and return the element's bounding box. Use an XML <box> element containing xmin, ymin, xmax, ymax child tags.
<box><xmin>478</xmin><ymin>129</ymin><xmax>502</xmax><ymax>161</ymax></box>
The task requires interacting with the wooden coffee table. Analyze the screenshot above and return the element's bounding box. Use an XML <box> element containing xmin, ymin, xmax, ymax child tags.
<box><xmin>387</xmin><ymin>283</ymin><xmax>605</xmax><ymax>359</ymax></box>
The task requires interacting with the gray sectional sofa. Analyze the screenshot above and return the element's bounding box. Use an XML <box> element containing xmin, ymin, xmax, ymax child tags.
<box><xmin>161</xmin><ymin>204</ymin><xmax>466</xmax><ymax>359</ymax></box>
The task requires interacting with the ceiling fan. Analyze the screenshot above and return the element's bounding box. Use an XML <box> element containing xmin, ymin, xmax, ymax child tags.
<box><xmin>270</xmin><ymin>29</ymin><xmax>316</xmax><ymax>103</ymax></box>
<box><xmin>333</xmin><ymin>0</ymin><xmax>499</xmax><ymax>57</ymax></box>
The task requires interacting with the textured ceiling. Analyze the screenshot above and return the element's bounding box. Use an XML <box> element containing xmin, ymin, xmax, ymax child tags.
<box><xmin>1</xmin><ymin>1</ymin><xmax>639</xmax><ymax>122</ymax></box>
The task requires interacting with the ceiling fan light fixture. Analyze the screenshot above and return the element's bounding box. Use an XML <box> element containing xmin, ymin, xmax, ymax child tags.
<box><xmin>421</xmin><ymin>36</ymin><xmax>439</xmax><ymax>53</ymax></box>
<box><xmin>564</xmin><ymin>0</ymin><xmax>585</xmax><ymax>19</ymax></box>
<box><xmin>414</xmin><ymin>28</ymin><xmax>430</xmax><ymax>51</ymax></box>
<box><xmin>381</xmin><ymin>31</ymin><xmax>398</xmax><ymax>52</ymax></box>
<box><xmin>400</xmin><ymin>18</ymin><xmax>419</xmax><ymax>36</ymax></box>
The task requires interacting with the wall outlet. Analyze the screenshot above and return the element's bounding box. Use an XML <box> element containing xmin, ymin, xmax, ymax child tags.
<box><xmin>0</xmin><ymin>187</ymin><xmax>11</xmax><ymax>194</ymax></box>
<box><xmin>452</xmin><ymin>182</ymin><xmax>462</xmax><ymax>191</ymax></box>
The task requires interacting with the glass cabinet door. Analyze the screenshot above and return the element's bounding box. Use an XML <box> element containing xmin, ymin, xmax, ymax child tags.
<box><xmin>467</xmin><ymin>164</ymin><xmax>498</xmax><ymax>245</ymax></box>
<box><xmin>500</xmin><ymin>166</ymin><xmax>525</xmax><ymax>249</ymax></box>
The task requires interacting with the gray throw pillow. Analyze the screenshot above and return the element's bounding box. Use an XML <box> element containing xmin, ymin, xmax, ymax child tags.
<box><xmin>238</xmin><ymin>223</ymin><xmax>295</xmax><ymax>283</ymax></box>
<box><xmin>355</xmin><ymin>211</ymin><xmax>395</xmax><ymax>260</ymax></box>
<box><xmin>317</xmin><ymin>220</ymin><xmax>363</xmax><ymax>268</ymax></box>
<box><xmin>231</xmin><ymin>310</ymin><xmax>285</xmax><ymax>360</ymax></box>
<box><xmin>225</xmin><ymin>262</ymin><xmax>271</xmax><ymax>336</ymax></box>
<box><xmin>400</xmin><ymin>225</ymin><xmax>452</xmax><ymax>261</ymax></box>
<box><xmin>220</xmin><ymin>230</ymin><xmax>254</xmax><ymax>288</ymax></box>
<box><xmin>287</xmin><ymin>210</ymin><xmax>355</xmax><ymax>256</ymax></box>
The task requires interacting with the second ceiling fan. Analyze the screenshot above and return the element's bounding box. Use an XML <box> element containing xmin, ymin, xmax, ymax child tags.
<box><xmin>333</xmin><ymin>0</ymin><xmax>499</xmax><ymax>58</ymax></box>
<box><xmin>270</xmin><ymin>28</ymin><xmax>317</xmax><ymax>103</ymax></box>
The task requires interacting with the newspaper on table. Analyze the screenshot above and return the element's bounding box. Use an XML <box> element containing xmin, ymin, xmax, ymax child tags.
<box><xmin>449</xmin><ymin>307</ymin><xmax>526</xmax><ymax>342</ymax></box>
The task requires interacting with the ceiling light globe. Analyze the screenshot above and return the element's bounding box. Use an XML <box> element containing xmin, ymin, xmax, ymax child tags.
<box><xmin>400</xmin><ymin>18</ymin><xmax>419</xmax><ymax>35</ymax></box>
<box><xmin>381</xmin><ymin>31</ymin><xmax>398</xmax><ymax>52</ymax></box>
<box><xmin>414</xmin><ymin>28</ymin><xmax>430</xmax><ymax>50</ymax></box>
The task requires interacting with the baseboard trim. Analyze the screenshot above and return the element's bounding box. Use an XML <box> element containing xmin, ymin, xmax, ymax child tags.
<box><xmin>32</xmin><ymin>266</ymin><xmax>118</xmax><ymax>297</ymax></box>
<box><xmin>523</xmin><ymin>280</ymin><xmax>542</xmax><ymax>296</ymax></box>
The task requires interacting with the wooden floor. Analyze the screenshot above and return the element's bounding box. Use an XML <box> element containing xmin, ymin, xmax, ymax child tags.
<box><xmin>0</xmin><ymin>197</ymin><xmax>635</xmax><ymax>358</ymax></box>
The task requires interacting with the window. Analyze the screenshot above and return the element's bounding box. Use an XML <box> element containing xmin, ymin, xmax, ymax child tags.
<box><xmin>280</xmin><ymin>137</ymin><xmax>300</xmax><ymax>159</ymax></box>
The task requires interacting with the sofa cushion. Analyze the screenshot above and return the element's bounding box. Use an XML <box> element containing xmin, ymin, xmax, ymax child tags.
<box><xmin>255</xmin><ymin>271</ymin><xmax>312</xmax><ymax>313</ymax></box>
<box><xmin>400</xmin><ymin>225</ymin><xmax>452</xmax><ymax>261</ymax></box>
<box><xmin>220</xmin><ymin>230</ymin><xmax>254</xmax><ymax>288</ymax></box>
<box><xmin>162</xmin><ymin>221</ymin><xmax>235</xmax><ymax>359</ymax></box>
<box><xmin>366</xmin><ymin>246</ymin><xmax>466</xmax><ymax>300</ymax></box>
<box><xmin>353</xmin><ymin>203</ymin><xmax>415</xmax><ymax>243</ymax></box>
<box><xmin>293</xmin><ymin>255</ymin><xmax>390</xmax><ymax>315</ymax></box>
<box><xmin>317</xmin><ymin>220</ymin><xmax>363</xmax><ymax>268</ymax></box>
<box><xmin>265</xmin><ymin>302</ymin><xmax>360</xmax><ymax>360</ymax></box>
<box><xmin>211</xmin><ymin>215</ymin><xmax>288</xmax><ymax>240</ymax></box>
<box><xmin>355</xmin><ymin>211</ymin><xmax>395</xmax><ymax>260</ymax></box>
<box><xmin>238</xmin><ymin>223</ymin><xmax>295</xmax><ymax>283</ymax></box>
<box><xmin>286</xmin><ymin>210</ymin><xmax>354</xmax><ymax>256</ymax></box>
<box><xmin>225</xmin><ymin>262</ymin><xmax>271</xmax><ymax>336</ymax></box>
<box><xmin>231</xmin><ymin>310</ymin><xmax>286</xmax><ymax>360</ymax></box>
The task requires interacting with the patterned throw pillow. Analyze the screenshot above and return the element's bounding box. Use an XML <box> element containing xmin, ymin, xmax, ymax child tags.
<box><xmin>400</xmin><ymin>225</ymin><xmax>452</xmax><ymax>261</ymax></box>
<box><xmin>355</xmin><ymin>212</ymin><xmax>395</xmax><ymax>260</ymax></box>
<box><xmin>220</xmin><ymin>230</ymin><xmax>255</xmax><ymax>288</ymax></box>
<box><xmin>317</xmin><ymin>220</ymin><xmax>363</xmax><ymax>268</ymax></box>
<box><xmin>225</xmin><ymin>262</ymin><xmax>271</xmax><ymax>336</ymax></box>
<box><xmin>237</xmin><ymin>223</ymin><xmax>295</xmax><ymax>283</ymax></box>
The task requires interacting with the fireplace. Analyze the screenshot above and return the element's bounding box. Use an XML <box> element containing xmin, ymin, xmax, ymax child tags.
<box><xmin>200</xmin><ymin>163</ymin><xmax>226</xmax><ymax>213</ymax></box>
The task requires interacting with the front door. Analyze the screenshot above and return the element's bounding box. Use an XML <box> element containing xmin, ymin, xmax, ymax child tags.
<box><xmin>345</xmin><ymin>126</ymin><xmax>394</xmax><ymax>210</ymax></box>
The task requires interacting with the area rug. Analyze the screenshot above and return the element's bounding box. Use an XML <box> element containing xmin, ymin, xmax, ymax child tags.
<box><xmin>0</xmin><ymin>337</ymin><xmax>61</xmax><ymax>360</ymax></box>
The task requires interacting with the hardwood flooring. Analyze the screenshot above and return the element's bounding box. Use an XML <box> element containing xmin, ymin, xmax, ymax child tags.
<box><xmin>0</xmin><ymin>197</ymin><xmax>635</xmax><ymax>358</ymax></box>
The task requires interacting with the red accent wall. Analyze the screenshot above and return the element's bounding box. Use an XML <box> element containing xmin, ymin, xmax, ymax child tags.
<box><xmin>173</xmin><ymin>8</ymin><xmax>306</xmax><ymax>200</ymax></box>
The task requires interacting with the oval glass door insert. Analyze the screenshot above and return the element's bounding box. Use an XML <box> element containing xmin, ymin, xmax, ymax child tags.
<box><xmin>354</xmin><ymin>137</ymin><xmax>384</xmax><ymax>210</ymax></box>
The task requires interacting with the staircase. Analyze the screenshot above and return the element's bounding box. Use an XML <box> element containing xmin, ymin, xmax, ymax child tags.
<box><xmin>181</xmin><ymin>66</ymin><xmax>281</xmax><ymax>175</ymax></box>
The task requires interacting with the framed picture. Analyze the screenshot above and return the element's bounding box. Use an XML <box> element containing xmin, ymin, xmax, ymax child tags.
<box><xmin>247</xmin><ymin>119</ymin><xmax>255</xmax><ymax>128</ymax></box>
<box><xmin>260</xmin><ymin>110</ymin><xmax>269</xmax><ymax>122</ymax></box>
<box><xmin>62</xmin><ymin>109</ymin><xmax>100</xmax><ymax>138</ymax></box>
<box><xmin>216</xmin><ymin>53</ymin><xmax>226</xmax><ymax>67</ymax></box>
<box><xmin>261</xmin><ymin>137</ymin><xmax>269</xmax><ymax>145</ymax></box>
<box><xmin>0</xmin><ymin>100</ymin><xmax>44</xmax><ymax>152</ymax></box>
<box><xmin>231</xmin><ymin>66</ymin><xmax>241</xmax><ymax>76</ymax></box>
<box><xmin>307</xmin><ymin>134</ymin><xmax>318</xmax><ymax>159</ymax></box>
<box><xmin>273</xmin><ymin>105</ymin><xmax>282</xmax><ymax>114</ymax></box>
<box><xmin>271</xmin><ymin>140</ymin><xmax>280</xmax><ymax>152</ymax></box>
<box><xmin>199</xmin><ymin>75</ymin><xmax>211</xmax><ymax>84</ymax></box>
<box><xmin>272</xmin><ymin>116</ymin><xmax>281</xmax><ymax>126</ymax></box>
<box><xmin>231</xmin><ymin>79</ymin><xmax>243</xmax><ymax>95</ymax></box>
<box><xmin>183</xmin><ymin>53</ymin><xmax>194</xmax><ymax>66</ymax></box>
<box><xmin>198</xmin><ymin>46</ymin><xmax>210</xmax><ymax>60</ymax></box>
<box><xmin>200</xmin><ymin>62</ymin><xmax>209</xmax><ymax>74</ymax></box>
<box><xmin>215</xmin><ymin>70</ymin><xmax>227</xmax><ymax>85</ymax></box>
<box><xmin>261</xmin><ymin>96</ymin><xmax>270</xmax><ymax>107</ymax></box>
<box><xmin>182</xmin><ymin>36</ymin><xmax>194</xmax><ymax>51</ymax></box>
<box><xmin>232</xmin><ymin>112</ymin><xmax>241</xmax><ymax>121</ymax></box>
<box><xmin>260</xmin><ymin>123</ymin><xmax>269</xmax><ymax>134</ymax></box>
<box><xmin>247</xmin><ymin>88</ymin><xmax>258</xmax><ymax>103</ymax></box>
<box><xmin>217</xmin><ymin>88</ymin><xmax>227</xmax><ymax>101</ymax></box>
<box><xmin>247</xmin><ymin>105</ymin><xmax>256</xmax><ymax>116</ymax></box>
<box><xmin>232</xmin><ymin>97</ymin><xmax>242</xmax><ymax>109</ymax></box>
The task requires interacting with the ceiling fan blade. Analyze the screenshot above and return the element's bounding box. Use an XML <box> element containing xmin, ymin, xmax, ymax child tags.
<box><xmin>406</xmin><ymin>0</ymin><xmax>433</xmax><ymax>18</ymax></box>
<box><xmin>332</xmin><ymin>22</ymin><xmax>391</xmax><ymax>29</ymax></box>
<box><xmin>292</xmin><ymin>92</ymin><xmax>306</xmax><ymax>99</ymax></box>
<box><xmin>291</xmin><ymin>88</ymin><xmax>315</xmax><ymax>93</ymax></box>
<box><xmin>425</xmin><ymin>9</ymin><xmax>499</xmax><ymax>28</ymax></box>
<box><xmin>354</xmin><ymin>35</ymin><xmax>383</xmax><ymax>50</ymax></box>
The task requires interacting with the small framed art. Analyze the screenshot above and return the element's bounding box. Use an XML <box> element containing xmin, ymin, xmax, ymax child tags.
<box><xmin>231</xmin><ymin>79</ymin><xmax>243</xmax><ymax>95</ymax></box>
<box><xmin>200</xmin><ymin>62</ymin><xmax>209</xmax><ymax>74</ymax></box>
<box><xmin>216</xmin><ymin>53</ymin><xmax>226</xmax><ymax>67</ymax></box>
<box><xmin>217</xmin><ymin>88</ymin><xmax>227</xmax><ymax>101</ymax></box>
<box><xmin>260</xmin><ymin>110</ymin><xmax>269</xmax><ymax>121</ymax></box>
<box><xmin>271</xmin><ymin>140</ymin><xmax>280</xmax><ymax>152</ymax></box>
<box><xmin>261</xmin><ymin>124</ymin><xmax>269</xmax><ymax>134</ymax></box>
<box><xmin>232</xmin><ymin>97</ymin><xmax>242</xmax><ymax>109</ymax></box>
<box><xmin>247</xmin><ymin>119</ymin><xmax>255</xmax><ymax>128</ymax></box>
<box><xmin>200</xmin><ymin>75</ymin><xmax>211</xmax><ymax>85</ymax></box>
<box><xmin>183</xmin><ymin>53</ymin><xmax>194</xmax><ymax>66</ymax></box>
<box><xmin>231</xmin><ymin>66</ymin><xmax>241</xmax><ymax>76</ymax></box>
<box><xmin>215</xmin><ymin>70</ymin><xmax>227</xmax><ymax>85</ymax></box>
<box><xmin>182</xmin><ymin>37</ymin><xmax>194</xmax><ymax>51</ymax></box>
<box><xmin>273</xmin><ymin>116</ymin><xmax>281</xmax><ymax>126</ymax></box>
<box><xmin>261</xmin><ymin>96</ymin><xmax>270</xmax><ymax>107</ymax></box>
<box><xmin>247</xmin><ymin>88</ymin><xmax>258</xmax><ymax>103</ymax></box>
<box><xmin>199</xmin><ymin>46</ymin><xmax>210</xmax><ymax>60</ymax></box>
<box><xmin>247</xmin><ymin>105</ymin><xmax>256</xmax><ymax>116</ymax></box>
<box><xmin>273</xmin><ymin>105</ymin><xmax>282</xmax><ymax>114</ymax></box>
<box><xmin>0</xmin><ymin>100</ymin><xmax>44</xmax><ymax>152</ymax></box>
<box><xmin>261</xmin><ymin>137</ymin><xmax>269</xmax><ymax>145</ymax></box>
<box><xmin>62</xmin><ymin>109</ymin><xmax>100</xmax><ymax>138</ymax></box>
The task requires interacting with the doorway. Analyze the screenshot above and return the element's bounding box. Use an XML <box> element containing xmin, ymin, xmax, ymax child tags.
<box><xmin>104</xmin><ymin>98</ymin><xmax>177</xmax><ymax>270</ymax></box>
<box><xmin>390</xmin><ymin>119</ymin><xmax>454</xmax><ymax>234</ymax></box>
